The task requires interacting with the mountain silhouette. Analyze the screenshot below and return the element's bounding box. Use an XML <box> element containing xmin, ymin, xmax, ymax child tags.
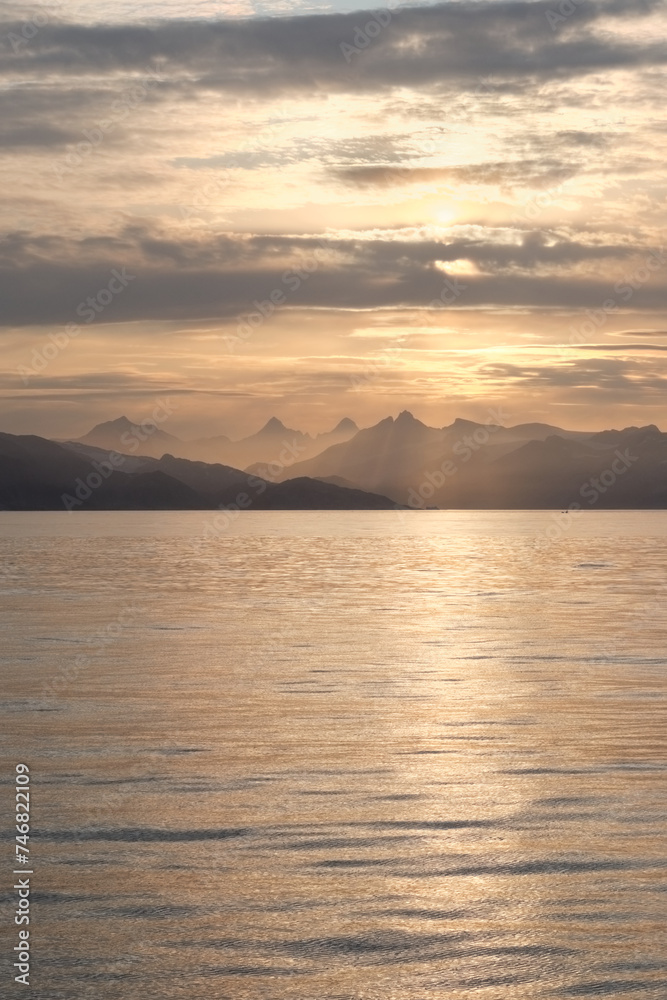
<box><xmin>77</xmin><ymin>416</ymin><xmax>182</xmax><ymax>460</ymax></box>
<box><xmin>327</xmin><ymin>418</ymin><xmax>358</xmax><ymax>436</ymax></box>
<box><xmin>6</xmin><ymin>413</ymin><xmax>667</xmax><ymax>509</ymax></box>
<box><xmin>260</xmin><ymin>412</ymin><xmax>667</xmax><ymax>508</ymax></box>
<box><xmin>0</xmin><ymin>432</ymin><xmax>402</xmax><ymax>511</ymax></box>
<box><xmin>75</xmin><ymin>414</ymin><xmax>358</xmax><ymax>468</ymax></box>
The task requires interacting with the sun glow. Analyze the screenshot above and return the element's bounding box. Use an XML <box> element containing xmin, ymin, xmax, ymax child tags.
<box><xmin>433</xmin><ymin>204</ymin><xmax>456</xmax><ymax>225</ymax></box>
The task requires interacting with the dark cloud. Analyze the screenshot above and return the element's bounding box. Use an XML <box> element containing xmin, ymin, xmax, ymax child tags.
<box><xmin>480</xmin><ymin>357</ymin><xmax>667</xmax><ymax>393</ymax></box>
<box><xmin>0</xmin><ymin>124</ymin><xmax>82</xmax><ymax>148</ymax></box>
<box><xmin>2</xmin><ymin>225</ymin><xmax>638</xmax><ymax>270</ymax></box>
<box><xmin>333</xmin><ymin>160</ymin><xmax>577</xmax><ymax>190</ymax></box>
<box><xmin>0</xmin><ymin>90</ymin><xmax>167</xmax><ymax>158</ymax></box>
<box><xmin>555</xmin><ymin>130</ymin><xmax>610</xmax><ymax>148</ymax></box>
<box><xmin>242</xmin><ymin>230</ymin><xmax>640</xmax><ymax>270</ymax></box>
<box><xmin>0</xmin><ymin>226</ymin><xmax>663</xmax><ymax>327</ymax></box>
<box><xmin>0</xmin><ymin>1</ymin><xmax>664</xmax><ymax>96</ymax></box>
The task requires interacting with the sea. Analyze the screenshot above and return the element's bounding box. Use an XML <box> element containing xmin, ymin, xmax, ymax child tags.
<box><xmin>1</xmin><ymin>511</ymin><xmax>666</xmax><ymax>999</ymax></box>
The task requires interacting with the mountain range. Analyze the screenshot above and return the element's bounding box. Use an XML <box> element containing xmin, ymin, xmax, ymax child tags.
<box><xmin>260</xmin><ymin>411</ymin><xmax>667</xmax><ymax>509</ymax></box>
<box><xmin>75</xmin><ymin>415</ymin><xmax>359</xmax><ymax>467</ymax></box>
<box><xmin>2</xmin><ymin>410</ymin><xmax>666</xmax><ymax>510</ymax></box>
<box><xmin>0</xmin><ymin>433</ymin><xmax>401</xmax><ymax>511</ymax></box>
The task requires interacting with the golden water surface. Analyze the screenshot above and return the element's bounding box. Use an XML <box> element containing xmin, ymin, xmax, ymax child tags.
<box><xmin>1</xmin><ymin>511</ymin><xmax>666</xmax><ymax>999</ymax></box>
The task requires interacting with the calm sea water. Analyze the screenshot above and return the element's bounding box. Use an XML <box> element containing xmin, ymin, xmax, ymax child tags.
<box><xmin>1</xmin><ymin>511</ymin><xmax>666</xmax><ymax>999</ymax></box>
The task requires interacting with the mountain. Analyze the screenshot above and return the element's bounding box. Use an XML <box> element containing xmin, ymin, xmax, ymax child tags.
<box><xmin>0</xmin><ymin>432</ymin><xmax>204</xmax><ymax>510</ymax></box>
<box><xmin>230</xmin><ymin>416</ymin><xmax>359</xmax><ymax>470</ymax></box>
<box><xmin>0</xmin><ymin>431</ymin><xmax>104</xmax><ymax>509</ymax></box>
<box><xmin>63</xmin><ymin>439</ymin><xmax>152</xmax><ymax>473</ymax></box>
<box><xmin>500</xmin><ymin>422</ymin><xmax>593</xmax><ymax>444</ymax></box>
<box><xmin>238</xmin><ymin>418</ymin><xmax>358</xmax><ymax>477</ymax></box>
<box><xmin>426</xmin><ymin>426</ymin><xmax>667</xmax><ymax>509</ymax></box>
<box><xmin>268</xmin><ymin>412</ymin><xmax>667</xmax><ymax>508</ymax></box>
<box><xmin>217</xmin><ymin>477</ymin><xmax>403</xmax><ymax>510</ymax></box>
<box><xmin>326</xmin><ymin>417</ymin><xmax>358</xmax><ymax>436</ymax></box>
<box><xmin>13</xmin><ymin>415</ymin><xmax>667</xmax><ymax>509</ymax></box>
<box><xmin>64</xmin><ymin>444</ymin><xmax>255</xmax><ymax>495</ymax></box>
<box><xmin>313</xmin><ymin>417</ymin><xmax>359</xmax><ymax>451</ymax></box>
<box><xmin>225</xmin><ymin>417</ymin><xmax>313</xmax><ymax>469</ymax></box>
<box><xmin>76</xmin><ymin>416</ymin><xmax>183</xmax><ymax>460</ymax></box>
<box><xmin>182</xmin><ymin>434</ymin><xmax>232</xmax><ymax>462</ymax></box>
<box><xmin>0</xmin><ymin>432</ymin><xmax>401</xmax><ymax>511</ymax></box>
<box><xmin>262</xmin><ymin>410</ymin><xmax>442</xmax><ymax>494</ymax></box>
<box><xmin>0</xmin><ymin>432</ymin><xmax>205</xmax><ymax>510</ymax></box>
<box><xmin>73</xmin><ymin>415</ymin><xmax>359</xmax><ymax>468</ymax></box>
<box><xmin>148</xmin><ymin>454</ymin><xmax>251</xmax><ymax>494</ymax></box>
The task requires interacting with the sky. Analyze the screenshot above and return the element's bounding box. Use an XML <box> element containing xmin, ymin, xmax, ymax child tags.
<box><xmin>1</xmin><ymin>0</ymin><xmax>666</xmax><ymax>439</ymax></box>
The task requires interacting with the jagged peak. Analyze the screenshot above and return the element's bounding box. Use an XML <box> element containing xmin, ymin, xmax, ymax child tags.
<box><xmin>395</xmin><ymin>409</ymin><xmax>418</xmax><ymax>424</ymax></box>
<box><xmin>260</xmin><ymin>417</ymin><xmax>288</xmax><ymax>433</ymax></box>
<box><xmin>89</xmin><ymin>415</ymin><xmax>134</xmax><ymax>431</ymax></box>
<box><xmin>375</xmin><ymin>415</ymin><xmax>394</xmax><ymax>428</ymax></box>
<box><xmin>394</xmin><ymin>410</ymin><xmax>434</xmax><ymax>431</ymax></box>
<box><xmin>330</xmin><ymin>417</ymin><xmax>358</xmax><ymax>433</ymax></box>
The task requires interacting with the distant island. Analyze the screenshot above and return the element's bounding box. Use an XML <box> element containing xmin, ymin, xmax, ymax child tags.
<box><xmin>1</xmin><ymin>411</ymin><xmax>666</xmax><ymax>510</ymax></box>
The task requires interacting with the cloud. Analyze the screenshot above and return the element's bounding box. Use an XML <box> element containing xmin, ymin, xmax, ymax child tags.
<box><xmin>0</xmin><ymin>370</ymin><xmax>179</xmax><ymax>392</ymax></box>
<box><xmin>608</xmin><ymin>329</ymin><xmax>667</xmax><ymax>337</ymax></box>
<box><xmin>333</xmin><ymin>161</ymin><xmax>578</xmax><ymax>190</ymax></box>
<box><xmin>0</xmin><ymin>1</ymin><xmax>664</xmax><ymax>97</ymax></box>
<box><xmin>571</xmin><ymin>343</ymin><xmax>667</xmax><ymax>351</ymax></box>
<box><xmin>555</xmin><ymin>130</ymin><xmax>610</xmax><ymax>148</ymax></box>
<box><xmin>0</xmin><ymin>224</ymin><xmax>664</xmax><ymax>327</ymax></box>
<box><xmin>1</xmin><ymin>0</ymin><xmax>666</xmax><ymax>436</ymax></box>
<box><xmin>479</xmin><ymin>356</ymin><xmax>667</xmax><ymax>394</ymax></box>
<box><xmin>0</xmin><ymin>124</ymin><xmax>83</xmax><ymax>148</ymax></box>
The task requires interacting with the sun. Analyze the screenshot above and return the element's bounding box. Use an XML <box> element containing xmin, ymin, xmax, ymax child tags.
<box><xmin>433</xmin><ymin>204</ymin><xmax>456</xmax><ymax>226</ymax></box>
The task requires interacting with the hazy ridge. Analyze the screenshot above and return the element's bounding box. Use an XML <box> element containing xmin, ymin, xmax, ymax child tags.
<box><xmin>1</xmin><ymin>410</ymin><xmax>666</xmax><ymax>509</ymax></box>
